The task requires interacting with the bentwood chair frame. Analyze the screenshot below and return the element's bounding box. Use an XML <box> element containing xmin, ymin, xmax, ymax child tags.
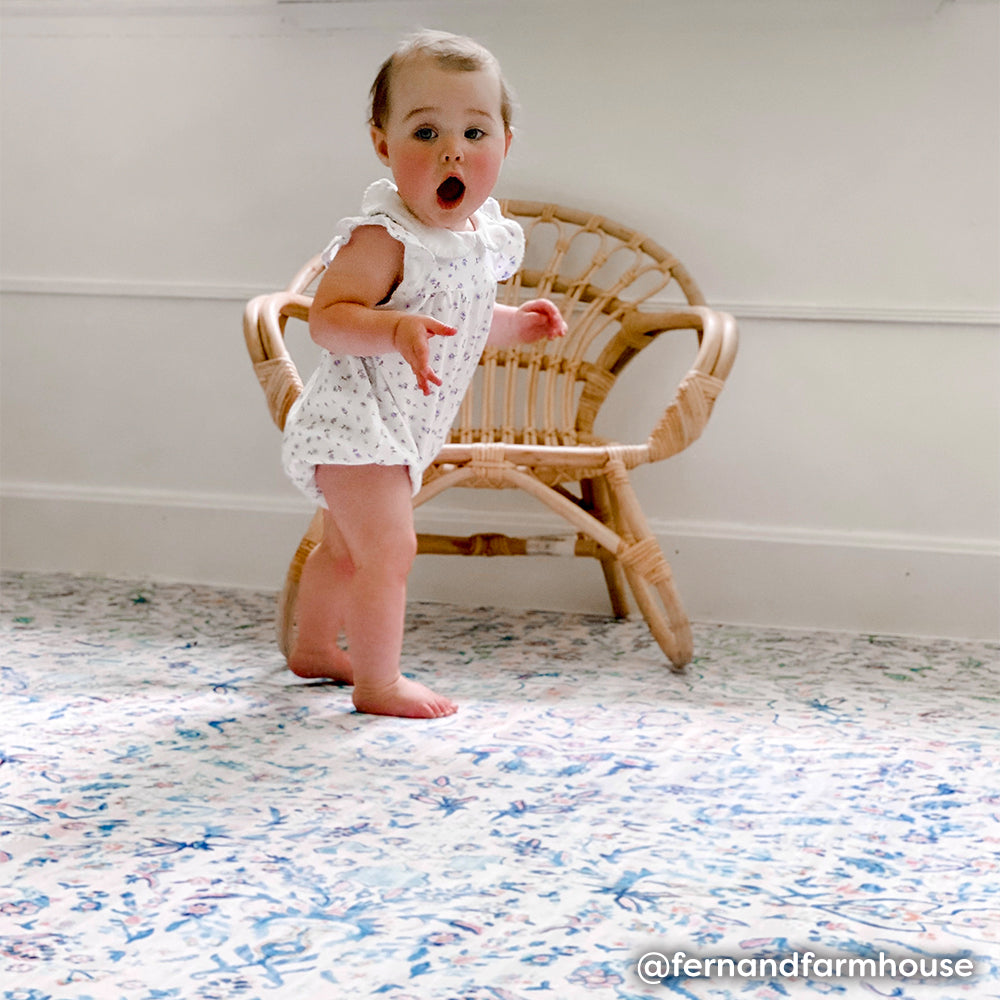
<box><xmin>244</xmin><ymin>200</ymin><xmax>738</xmax><ymax>668</ymax></box>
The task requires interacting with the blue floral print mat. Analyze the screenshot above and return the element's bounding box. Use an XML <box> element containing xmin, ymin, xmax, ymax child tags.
<box><xmin>1</xmin><ymin>572</ymin><xmax>998</xmax><ymax>1000</ymax></box>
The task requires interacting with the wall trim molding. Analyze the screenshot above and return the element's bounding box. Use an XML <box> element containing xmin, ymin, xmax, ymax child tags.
<box><xmin>0</xmin><ymin>481</ymin><xmax>315</xmax><ymax>517</ymax></box>
<box><xmin>2</xmin><ymin>276</ymin><xmax>998</xmax><ymax>327</ymax></box>
<box><xmin>3</xmin><ymin>481</ymin><xmax>997</xmax><ymax>642</ymax></box>
<box><xmin>0</xmin><ymin>1</ymin><xmax>493</xmax><ymax>36</ymax></box>
<box><xmin>3</xmin><ymin>480</ymin><xmax>997</xmax><ymax>559</ymax></box>
<box><xmin>0</xmin><ymin>0</ymin><xmax>963</xmax><ymax>27</ymax></box>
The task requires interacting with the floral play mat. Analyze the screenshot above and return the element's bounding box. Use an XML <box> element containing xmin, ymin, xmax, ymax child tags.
<box><xmin>2</xmin><ymin>573</ymin><xmax>998</xmax><ymax>999</ymax></box>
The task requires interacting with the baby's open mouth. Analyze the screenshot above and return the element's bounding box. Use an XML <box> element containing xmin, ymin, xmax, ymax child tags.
<box><xmin>436</xmin><ymin>176</ymin><xmax>465</xmax><ymax>208</ymax></box>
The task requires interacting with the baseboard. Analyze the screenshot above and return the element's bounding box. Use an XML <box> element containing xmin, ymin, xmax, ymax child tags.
<box><xmin>2</xmin><ymin>482</ymin><xmax>997</xmax><ymax>642</ymax></box>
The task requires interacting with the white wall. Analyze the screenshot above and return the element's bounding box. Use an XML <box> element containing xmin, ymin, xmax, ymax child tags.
<box><xmin>2</xmin><ymin>0</ymin><xmax>998</xmax><ymax>640</ymax></box>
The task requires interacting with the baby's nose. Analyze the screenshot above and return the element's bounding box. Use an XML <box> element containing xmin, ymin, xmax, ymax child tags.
<box><xmin>442</xmin><ymin>144</ymin><xmax>463</xmax><ymax>163</ymax></box>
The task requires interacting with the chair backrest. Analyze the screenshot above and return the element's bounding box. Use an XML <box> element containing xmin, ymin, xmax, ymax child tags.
<box><xmin>257</xmin><ymin>201</ymin><xmax>707</xmax><ymax>447</ymax></box>
<box><xmin>455</xmin><ymin>200</ymin><xmax>706</xmax><ymax>448</ymax></box>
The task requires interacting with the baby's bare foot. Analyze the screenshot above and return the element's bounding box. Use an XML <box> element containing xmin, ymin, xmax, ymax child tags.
<box><xmin>352</xmin><ymin>676</ymin><xmax>457</xmax><ymax>719</ymax></box>
<box><xmin>288</xmin><ymin>643</ymin><xmax>353</xmax><ymax>685</ymax></box>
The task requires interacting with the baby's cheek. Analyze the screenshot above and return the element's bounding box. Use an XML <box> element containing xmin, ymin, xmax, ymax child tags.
<box><xmin>393</xmin><ymin>149</ymin><xmax>434</xmax><ymax>191</ymax></box>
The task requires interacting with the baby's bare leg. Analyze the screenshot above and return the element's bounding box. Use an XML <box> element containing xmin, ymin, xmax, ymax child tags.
<box><xmin>317</xmin><ymin>464</ymin><xmax>457</xmax><ymax>719</ymax></box>
<box><xmin>287</xmin><ymin>509</ymin><xmax>354</xmax><ymax>683</ymax></box>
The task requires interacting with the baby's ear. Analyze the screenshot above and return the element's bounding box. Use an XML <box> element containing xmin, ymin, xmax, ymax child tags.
<box><xmin>504</xmin><ymin>129</ymin><xmax>513</xmax><ymax>157</ymax></box>
<box><xmin>371</xmin><ymin>126</ymin><xmax>391</xmax><ymax>165</ymax></box>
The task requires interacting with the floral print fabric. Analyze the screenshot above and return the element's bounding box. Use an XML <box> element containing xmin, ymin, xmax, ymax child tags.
<box><xmin>281</xmin><ymin>179</ymin><xmax>524</xmax><ymax>501</ymax></box>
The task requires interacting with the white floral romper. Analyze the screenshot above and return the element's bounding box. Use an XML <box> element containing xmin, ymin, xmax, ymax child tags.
<box><xmin>282</xmin><ymin>179</ymin><xmax>525</xmax><ymax>503</ymax></box>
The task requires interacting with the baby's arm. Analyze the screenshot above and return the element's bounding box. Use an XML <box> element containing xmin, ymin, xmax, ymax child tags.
<box><xmin>488</xmin><ymin>300</ymin><xmax>567</xmax><ymax>349</ymax></box>
<box><xmin>309</xmin><ymin>225</ymin><xmax>456</xmax><ymax>395</ymax></box>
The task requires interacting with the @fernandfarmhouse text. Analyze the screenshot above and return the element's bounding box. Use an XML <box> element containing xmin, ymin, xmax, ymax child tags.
<box><xmin>635</xmin><ymin>949</ymin><xmax>978</xmax><ymax>985</ymax></box>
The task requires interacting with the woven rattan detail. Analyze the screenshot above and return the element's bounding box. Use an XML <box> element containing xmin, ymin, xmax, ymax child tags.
<box><xmin>254</xmin><ymin>357</ymin><xmax>302</xmax><ymax>430</ymax></box>
<box><xmin>618</xmin><ymin>537</ymin><xmax>672</xmax><ymax>585</ymax></box>
<box><xmin>647</xmin><ymin>370</ymin><xmax>725</xmax><ymax>462</ymax></box>
<box><xmin>466</xmin><ymin>444</ymin><xmax>512</xmax><ymax>489</ymax></box>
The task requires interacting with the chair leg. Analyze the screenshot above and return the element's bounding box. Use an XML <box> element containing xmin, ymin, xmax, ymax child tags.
<box><xmin>625</xmin><ymin>562</ymin><xmax>692</xmax><ymax>669</ymax></box>
<box><xmin>582</xmin><ymin>476</ymin><xmax>631</xmax><ymax>619</ymax></box>
<box><xmin>276</xmin><ymin>507</ymin><xmax>325</xmax><ymax>658</ymax></box>
<box><xmin>603</xmin><ymin>464</ymin><xmax>693</xmax><ymax>669</ymax></box>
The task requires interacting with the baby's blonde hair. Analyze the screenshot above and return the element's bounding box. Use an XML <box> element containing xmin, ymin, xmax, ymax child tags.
<box><xmin>369</xmin><ymin>29</ymin><xmax>514</xmax><ymax>132</ymax></box>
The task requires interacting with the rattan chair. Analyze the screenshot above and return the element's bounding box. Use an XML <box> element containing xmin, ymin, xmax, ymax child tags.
<box><xmin>244</xmin><ymin>201</ymin><xmax>737</xmax><ymax>668</ymax></box>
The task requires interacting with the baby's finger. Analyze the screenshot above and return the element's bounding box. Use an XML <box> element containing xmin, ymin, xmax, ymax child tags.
<box><xmin>530</xmin><ymin>299</ymin><xmax>558</xmax><ymax>318</ymax></box>
<box><xmin>427</xmin><ymin>321</ymin><xmax>457</xmax><ymax>339</ymax></box>
<box><xmin>544</xmin><ymin>314</ymin><xmax>567</xmax><ymax>338</ymax></box>
<box><xmin>416</xmin><ymin>367</ymin><xmax>442</xmax><ymax>395</ymax></box>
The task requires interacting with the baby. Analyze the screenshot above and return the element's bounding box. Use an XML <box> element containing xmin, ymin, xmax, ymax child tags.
<box><xmin>281</xmin><ymin>30</ymin><xmax>566</xmax><ymax>718</ymax></box>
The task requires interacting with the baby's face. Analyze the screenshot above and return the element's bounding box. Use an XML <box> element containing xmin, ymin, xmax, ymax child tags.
<box><xmin>371</xmin><ymin>55</ymin><xmax>511</xmax><ymax>231</ymax></box>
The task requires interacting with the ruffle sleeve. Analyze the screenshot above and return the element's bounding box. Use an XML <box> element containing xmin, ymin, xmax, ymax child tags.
<box><xmin>475</xmin><ymin>197</ymin><xmax>525</xmax><ymax>282</ymax></box>
<box><xmin>318</xmin><ymin>180</ymin><xmax>435</xmax><ymax>303</ymax></box>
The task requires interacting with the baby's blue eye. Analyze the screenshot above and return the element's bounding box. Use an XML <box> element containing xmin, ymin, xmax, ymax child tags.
<box><xmin>465</xmin><ymin>128</ymin><xmax>486</xmax><ymax>141</ymax></box>
<box><xmin>413</xmin><ymin>127</ymin><xmax>436</xmax><ymax>141</ymax></box>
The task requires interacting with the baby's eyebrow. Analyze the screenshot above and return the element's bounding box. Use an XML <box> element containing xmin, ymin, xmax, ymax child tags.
<box><xmin>403</xmin><ymin>106</ymin><xmax>439</xmax><ymax>122</ymax></box>
<box><xmin>402</xmin><ymin>106</ymin><xmax>497</xmax><ymax>123</ymax></box>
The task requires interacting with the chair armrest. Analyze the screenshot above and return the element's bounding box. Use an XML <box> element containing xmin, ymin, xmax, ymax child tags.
<box><xmin>619</xmin><ymin>305</ymin><xmax>738</xmax><ymax>463</ymax></box>
<box><xmin>620</xmin><ymin>305</ymin><xmax>738</xmax><ymax>381</ymax></box>
<box><xmin>286</xmin><ymin>254</ymin><xmax>327</xmax><ymax>296</ymax></box>
<box><xmin>243</xmin><ymin>291</ymin><xmax>313</xmax><ymax>430</ymax></box>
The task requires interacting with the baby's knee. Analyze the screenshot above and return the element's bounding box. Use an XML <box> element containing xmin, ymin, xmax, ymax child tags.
<box><xmin>376</xmin><ymin>527</ymin><xmax>417</xmax><ymax>579</ymax></box>
<box><xmin>352</xmin><ymin>524</ymin><xmax>415</xmax><ymax>585</ymax></box>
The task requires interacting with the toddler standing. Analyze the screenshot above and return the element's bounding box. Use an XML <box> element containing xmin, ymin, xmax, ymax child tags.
<box><xmin>281</xmin><ymin>30</ymin><xmax>566</xmax><ymax>718</ymax></box>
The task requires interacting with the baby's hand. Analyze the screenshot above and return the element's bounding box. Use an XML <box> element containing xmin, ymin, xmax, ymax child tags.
<box><xmin>515</xmin><ymin>299</ymin><xmax>567</xmax><ymax>344</ymax></box>
<box><xmin>392</xmin><ymin>314</ymin><xmax>457</xmax><ymax>395</ymax></box>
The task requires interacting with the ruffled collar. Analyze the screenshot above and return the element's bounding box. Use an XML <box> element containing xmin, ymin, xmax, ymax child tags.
<box><xmin>361</xmin><ymin>178</ymin><xmax>506</xmax><ymax>258</ymax></box>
